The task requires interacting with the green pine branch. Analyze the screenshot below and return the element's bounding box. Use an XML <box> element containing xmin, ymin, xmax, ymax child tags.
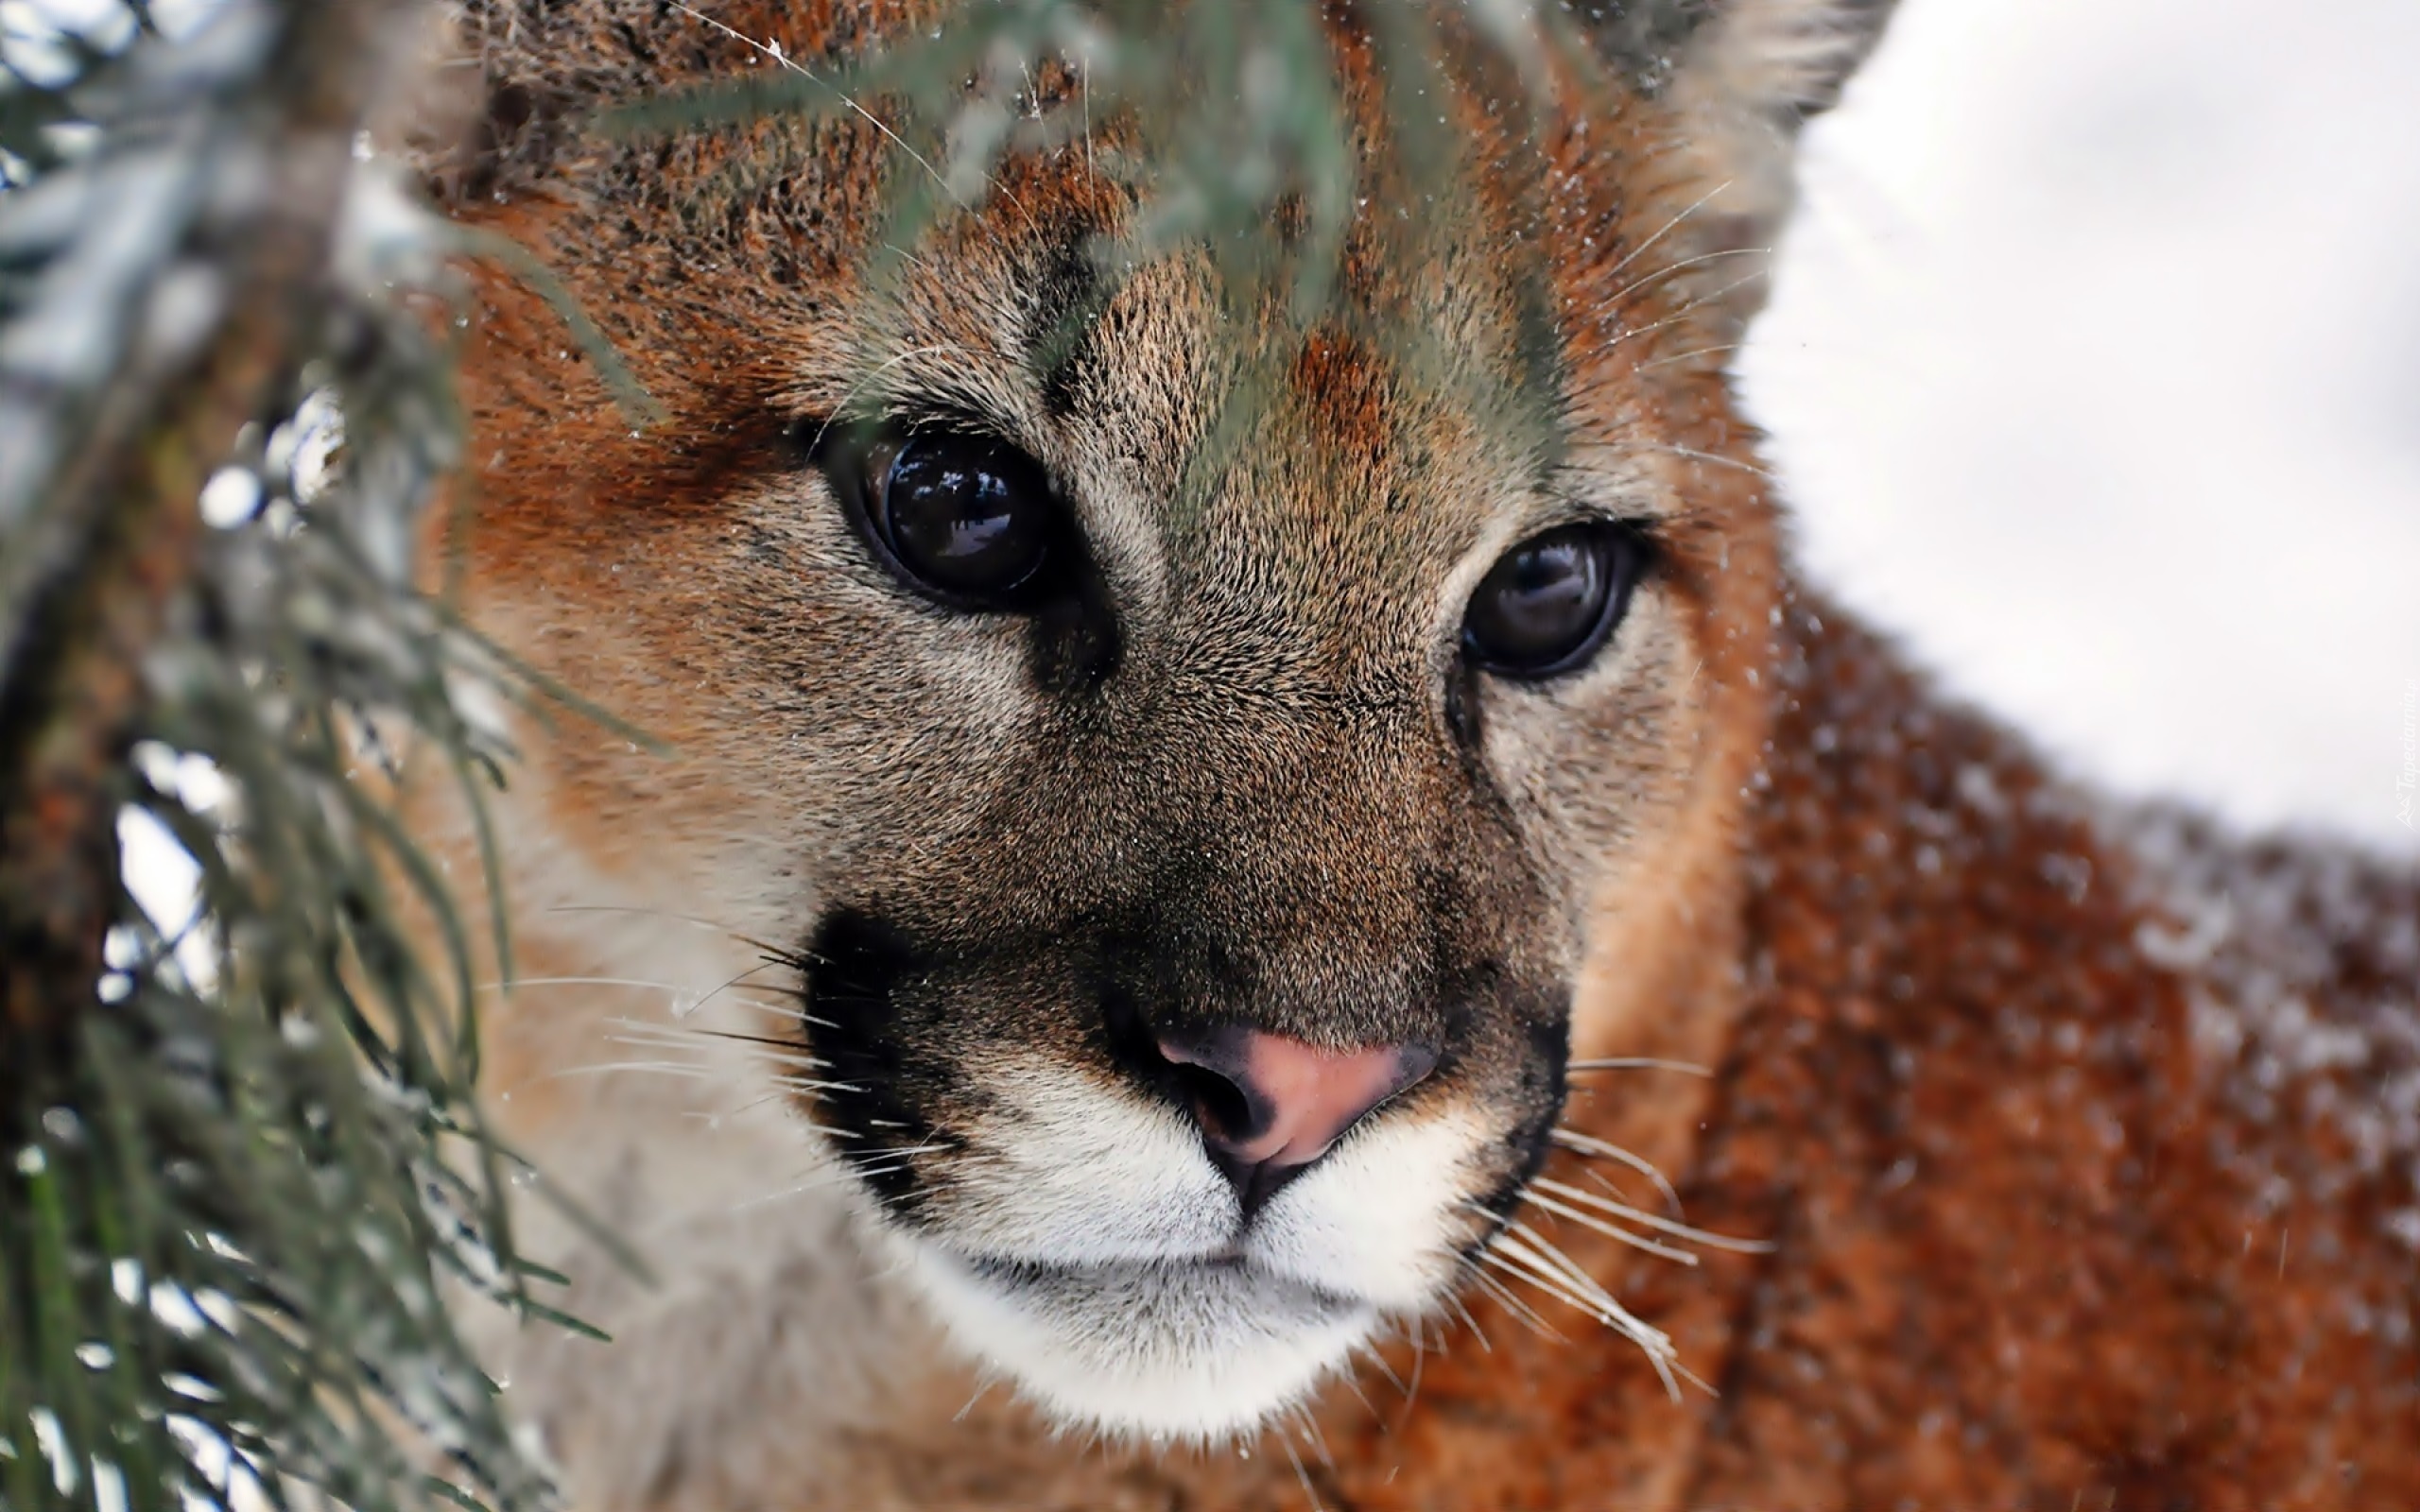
<box><xmin>0</xmin><ymin>3</ymin><xmax>591</xmax><ymax>1507</ymax></box>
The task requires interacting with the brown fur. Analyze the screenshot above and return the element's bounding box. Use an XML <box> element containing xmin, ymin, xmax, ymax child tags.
<box><xmin>409</xmin><ymin>2</ymin><xmax>2420</xmax><ymax>1505</ymax></box>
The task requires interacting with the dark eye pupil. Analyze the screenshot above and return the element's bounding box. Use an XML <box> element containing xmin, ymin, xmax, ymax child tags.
<box><xmin>1462</xmin><ymin>523</ymin><xmax>1639</xmax><ymax>677</ymax></box>
<box><xmin>879</xmin><ymin>434</ymin><xmax>1051</xmax><ymax>599</ymax></box>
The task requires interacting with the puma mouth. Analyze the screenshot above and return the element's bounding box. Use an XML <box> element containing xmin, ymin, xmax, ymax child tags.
<box><xmin>960</xmin><ymin>1249</ymin><xmax>1356</xmax><ymax>1308</ymax></box>
<box><xmin>899</xmin><ymin>1239</ymin><xmax>1381</xmax><ymax>1441</ymax></box>
<box><xmin>796</xmin><ymin>908</ymin><xmax>1555</xmax><ymax>1437</ymax></box>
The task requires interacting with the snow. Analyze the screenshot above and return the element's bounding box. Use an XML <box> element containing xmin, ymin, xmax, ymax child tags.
<box><xmin>0</xmin><ymin>148</ymin><xmax>199</xmax><ymax>393</ymax></box>
<box><xmin>197</xmin><ymin>465</ymin><xmax>260</xmax><ymax>526</ymax></box>
<box><xmin>0</xmin><ymin>0</ymin><xmax>222</xmax><ymax>81</ymax></box>
<box><xmin>1744</xmin><ymin>0</ymin><xmax>2420</xmax><ymax>849</ymax></box>
<box><xmin>2111</xmin><ymin>799</ymin><xmax>2420</xmax><ymax>1256</ymax></box>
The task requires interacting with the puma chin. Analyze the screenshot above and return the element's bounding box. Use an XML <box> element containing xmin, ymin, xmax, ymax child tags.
<box><xmin>875</xmin><ymin>1091</ymin><xmax>1488</xmax><ymax>1439</ymax></box>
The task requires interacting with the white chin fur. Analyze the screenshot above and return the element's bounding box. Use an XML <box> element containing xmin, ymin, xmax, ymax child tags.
<box><xmin>900</xmin><ymin>1240</ymin><xmax>1376</xmax><ymax>1441</ymax></box>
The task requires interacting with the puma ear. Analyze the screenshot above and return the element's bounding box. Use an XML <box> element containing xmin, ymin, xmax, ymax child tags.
<box><xmin>1584</xmin><ymin>0</ymin><xmax>1899</xmax><ymax>326</ymax></box>
<box><xmin>1663</xmin><ymin>0</ymin><xmax>1899</xmax><ymax>123</ymax></box>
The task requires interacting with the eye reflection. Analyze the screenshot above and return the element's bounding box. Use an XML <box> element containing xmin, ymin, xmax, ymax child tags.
<box><xmin>1462</xmin><ymin>523</ymin><xmax>1646</xmax><ymax>679</ymax></box>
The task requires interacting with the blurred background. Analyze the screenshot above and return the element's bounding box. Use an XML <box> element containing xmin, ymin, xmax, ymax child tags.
<box><xmin>1743</xmin><ymin>0</ymin><xmax>2420</xmax><ymax>848</ymax></box>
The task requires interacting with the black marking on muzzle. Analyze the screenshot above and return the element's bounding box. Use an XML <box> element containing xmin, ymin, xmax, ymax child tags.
<box><xmin>1461</xmin><ymin>1006</ymin><xmax>1574</xmax><ymax>1246</ymax></box>
<box><xmin>798</xmin><ymin>909</ymin><xmax>950</xmax><ymax>1216</ymax></box>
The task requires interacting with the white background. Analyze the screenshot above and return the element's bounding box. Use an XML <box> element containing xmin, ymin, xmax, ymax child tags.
<box><xmin>1745</xmin><ymin>0</ymin><xmax>2420</xmax><ymax>849</ymax></box>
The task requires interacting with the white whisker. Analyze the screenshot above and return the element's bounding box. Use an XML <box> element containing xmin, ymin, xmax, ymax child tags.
<box><xmin>605</xmin><ymin>1018</ymin><xmax>825</xmax><ymax>1072</ymax></box>
<box><xmin>483</xmin><ymin>974</ymin><xmax>687</xmax><ymax>994</ymax></box>
<box><xmin>1530</xmin><ymin>1176</ymin><xmax>1772</xmax><ymax>1254</ymax></box>
<box><xmin>1599</xmin><ymin>180</ymin><xmax>1738</xmax><ymax>284</ymax></box>
<box><xmin>1639</xmin><ymin>440</ymin><xmax>1774</xmax><ymax>480</ymax></box>
<box><xmin>1599</xmin><ymin>269</ymin><xmax>1772</xmax><ymax>354</ymax></box>
<box><xmin>1399</xmin><ymin>1318</ymin><xmax>1431</xmax><ymax>1420</ymax></box>
<box><xmin>1405</xmin><ymin>1320</ymin><xmax>1432</xmax><ymax>1405</ymax></box>
<box><xmin>1634</xmin><ymin>340</ymin><xmax>1745</xmax><ymax>371</ymax></box>
<box><xmin>1276</xmin><ymin>1424</ymin><xmax>1323</xmax><ymax>1512</ymax></box>
<box><xmin>724</xmin><ymin>1162</ymin><xmax>906</xmax><ymax>1215</ymax></box>
<box><xmin>1446</xmin><ymin>1286</ymin><xmax>1498</xmax><ymax>1349</ymax></box>
<box><xmin>1549</xmin><ymin>1126</ymin><xmax>1685</xmax><ymax>1214</ymax></box>
<box><xmin>1518</xmin><ymin>1187</ymin><xmax>1700</xmax><ymax>1265</ymax></box>
<box><xmin>678</xmin><ymin>1093</ymin><xmax>791</xmax><ymax>1125</ymax></box>
<box><xmin>1352</xmin><ymin>1337</ymin><xmax>1405</xmax><ymax>1398</ymax></box>
<box><xmin>679</xmin><ymin>958</ymin><xmax>799</xmax><ymax>1019</ymax></box>
<box><xmin>548</xmin><ymin>1060</ymin><xmax>717</xmax><ymax>1081</ymax></box>
<box><xmin>1487</xmin><ymin>1223</ymin><xmax>1683</xmax><ymax>1401</ymax></box>
<box><xmin>1290</xmin><ymin>1400</ymin><xmax>1334</xmax><ymax>1469</ymax></box>
<box><xmin>954</xmin><ymin>1371</ymin><xmax>1001</xmax><ymax>1422</ymax></box>
<box><xmin>666</xmin><ymin>2</ymin><xmax>952</xmax><ymax>207</ymax></box>
<box><xmin>1601</xmin><ymin>242</ymin><xmax>1765</xmax><ymax>314</ymax></box>
<box><xmin>1566</xmin><ymin>1057</ymin><xmax>1712</xmax><ymax>1075</ymax></box>
<box><xmin>843</xmin><ymin>1139</ymin><xmax>959</xmax><ymax>1162</ymax></box>
<box><xmin>487</xmin><ymin>964</ymin><xmax>805</xmax><ymax>1028</ymax></box>
<box><xmin>724</xmin><ymin>994</ymin><xmax>822</xmax><ymax>1026</ymax></box>
<box><xmin>1478</xmin><ymin>1236</ymin><xmax>1614</xmax><ymax>1327</ymax></box>
<box><xmin>1461</xmin><ymin>1257</ymin><xmax>1555</xmax><ymax>1342</ymax></box>
<box><xmin>542</xmin><ymin>902</ymin><xmax>762</xmax><ymax>938</ymax></box>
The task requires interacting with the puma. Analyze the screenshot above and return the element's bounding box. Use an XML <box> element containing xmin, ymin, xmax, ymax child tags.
<box><xmin>407</xmin><ymin>1</ymin><xmax>2420</xmax><ymax>1504</ymax></box>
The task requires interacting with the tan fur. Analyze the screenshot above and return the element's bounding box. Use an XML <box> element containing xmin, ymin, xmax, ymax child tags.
<box><xmin>403</xmin><ymin>2</ymin><xmax>2419</xmax><ymax>1505</ymax></box>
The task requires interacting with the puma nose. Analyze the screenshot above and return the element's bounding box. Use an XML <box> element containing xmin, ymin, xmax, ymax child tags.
<box><xmin>1156</xmin><ymin>1025</ymin><xmax>1437</xmax><ymax>1210</ymax></box>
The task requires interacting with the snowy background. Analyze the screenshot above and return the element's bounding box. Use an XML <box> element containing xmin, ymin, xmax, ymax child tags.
<box><xmin>1745</xmin><ymin>0</ymin><xmax>2420</xmax><ymax>849</ymax></box>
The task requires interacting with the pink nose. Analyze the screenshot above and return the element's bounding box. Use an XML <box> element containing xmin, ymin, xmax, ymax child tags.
<box><xmin>1157</xmin><ymin>1025</ymin><xmax>1437</xmax><ymax>1208</ymax></box>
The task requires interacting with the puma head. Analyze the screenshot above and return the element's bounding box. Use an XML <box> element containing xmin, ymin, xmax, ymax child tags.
<box><xmin>442</xmin><ymin>0</ymin><xmax>1893</xmax><ymax>1442</ymax></box>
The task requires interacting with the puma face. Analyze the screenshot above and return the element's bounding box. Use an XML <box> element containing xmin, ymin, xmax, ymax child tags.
<box><xmin>453</xmin><ymin>0</ymin><xmax>1836</xmax><ymax>1450</ymax></box>
<box><xmin>754</xmin><ymin>250</ymin><xmax>1731</xmax><ymax>1439</ymax></box>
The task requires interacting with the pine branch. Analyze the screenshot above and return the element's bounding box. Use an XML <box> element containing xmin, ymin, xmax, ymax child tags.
<box><xmin>1</xmin><ymin>4</ymin><xmax>585</xmax><ymax>1508</ymax></box>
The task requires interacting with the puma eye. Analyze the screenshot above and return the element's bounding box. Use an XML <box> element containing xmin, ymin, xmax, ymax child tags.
<box><xmin>837</xmin><ymin>427</ymin><xmax>1058</xmax><ymax>607</ymax></box>
<box><xmin>1461</xmin><ymin>522</ymin><xmax>1647</xmax><ymax>679</ymax></box>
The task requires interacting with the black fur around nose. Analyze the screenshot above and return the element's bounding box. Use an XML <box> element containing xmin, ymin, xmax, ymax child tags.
<box><xmin>797</xmin><ymin>910</ymin><xmax>943</xmax><ymax>1214</ymax></box>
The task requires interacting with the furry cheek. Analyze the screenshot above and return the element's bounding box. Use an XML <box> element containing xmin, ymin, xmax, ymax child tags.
<box><xmin>1246</xmin><ymin>1099</ymin><xmax>1498</xmax><ymax>1311</ymax></box>
<box><xmin>914</xmin><ymin>1056</ymin><xmax>1237</xmax><ymax>1264</ymax></box>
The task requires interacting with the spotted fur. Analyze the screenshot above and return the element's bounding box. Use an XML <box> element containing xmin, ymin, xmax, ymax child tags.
<box><xmin>406</xmin><ymin>2</ymin><xmax>2420</xmax><ymax>1505</ymax></box>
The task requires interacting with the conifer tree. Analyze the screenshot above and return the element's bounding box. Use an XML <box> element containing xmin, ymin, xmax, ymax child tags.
<box><xmin>2</xmin><ymin>4</ymin><xmax>578</xmax><ymax>1506</ymax></box>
